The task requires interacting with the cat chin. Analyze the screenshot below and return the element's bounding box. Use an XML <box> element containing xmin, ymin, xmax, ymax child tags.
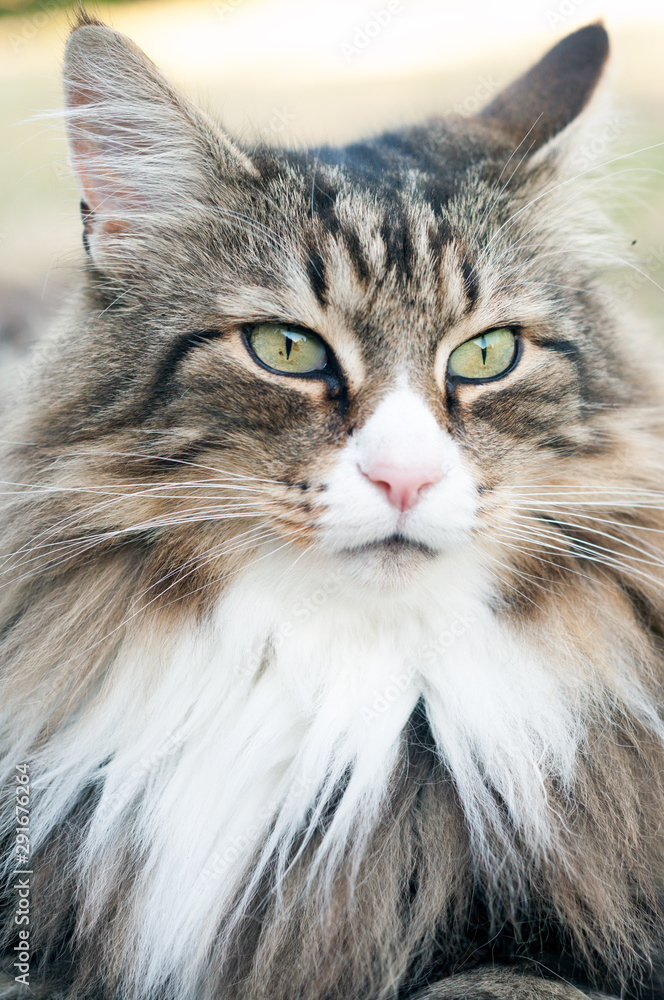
<box><xmin>332</xmin><ymin>534</ymin><xmax>443</xmax><ymax>587</ymax></box>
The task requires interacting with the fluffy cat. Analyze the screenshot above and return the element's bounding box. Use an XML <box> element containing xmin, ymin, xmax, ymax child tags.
<box><xmin>1</xmin><ymin>13</ymin><xmax>663</xmax><ymax>1000</ymax></box>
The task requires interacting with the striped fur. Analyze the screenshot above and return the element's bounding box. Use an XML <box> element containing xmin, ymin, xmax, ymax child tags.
<box><xmin>1</xmin><ymin>16</ymin><xmax>663</xmax><ymax>1000</ymax></box>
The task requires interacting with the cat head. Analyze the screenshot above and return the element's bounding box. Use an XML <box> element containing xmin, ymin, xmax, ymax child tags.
<box><xmin>30</xmin><ymin>17</ymin><xmax>646</xmax><ymax>599</ymax></box>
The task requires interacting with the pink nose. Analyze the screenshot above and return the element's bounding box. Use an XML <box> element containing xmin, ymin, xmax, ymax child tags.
<box><xmin>362</xmin><ymin>463</ymin><xmax>442</xmax><ymax>512</ymax></box>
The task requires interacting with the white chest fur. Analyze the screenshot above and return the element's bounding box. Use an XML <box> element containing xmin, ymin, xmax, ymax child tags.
<box><xmin>35</xmin><ymin>546</ymin><xmax>582</xmax><ymax>991</ymax></box>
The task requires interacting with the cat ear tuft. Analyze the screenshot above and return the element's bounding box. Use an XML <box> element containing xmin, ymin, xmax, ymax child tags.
<box><xmin>479</xmin><ymin>23</ymin><xmax>609</xmax><ymax>152</ymax></box>
<box><xmin>69</xmin><ymin>6</ymin><xmax>106</xmax><ymax>31</ymax></box>
<box><xmin>63</xmin><ymin>21</ymin><xmax>255</xmax><ymax>273</ymax></box>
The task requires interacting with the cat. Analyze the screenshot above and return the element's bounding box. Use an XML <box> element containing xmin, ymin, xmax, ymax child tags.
<box><xmin>0</xmin><ymin>10</ymin><xmax>663</xmax><ymax>1000</ymax></box>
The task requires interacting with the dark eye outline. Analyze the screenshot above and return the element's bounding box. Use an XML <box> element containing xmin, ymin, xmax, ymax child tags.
<box><xmin>446</xmin><ymin>328</ymin><xmax>521</xmax><ymax>385</ymax></box>
<box><xmin>242</xmin><ymin>322</ymin><xmax>345</xmax><ymax>391</ymax></box>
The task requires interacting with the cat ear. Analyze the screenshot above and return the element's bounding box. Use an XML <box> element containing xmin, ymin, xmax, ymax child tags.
<box><xmin>63</xmin><ymin>15</ymin><xmax>256</xmax><ymax>273</ymax></box>
<box><xmin>479</xmin><ymin>23</ymin><xmax>609</xmax><ymax>152</ymax></box>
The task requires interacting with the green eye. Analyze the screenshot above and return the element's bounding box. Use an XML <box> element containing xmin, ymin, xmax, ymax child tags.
<box><xmin>248</xmin><ymin>323</ymin><xmax>328</xmax><ymax>375</ymax></box>
<box><xmin>448</xmin><ymin>328</ymin><xmax>517</xmax><ymax>381</ymax></box>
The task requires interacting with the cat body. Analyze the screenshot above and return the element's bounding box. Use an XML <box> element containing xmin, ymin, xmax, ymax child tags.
<box><xmin>1</xmin><ymin>15</ymin><xmax>664</xmax><ymax>1000</ymax></box>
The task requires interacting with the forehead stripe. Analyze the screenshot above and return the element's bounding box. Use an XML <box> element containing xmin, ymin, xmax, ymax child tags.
<box><xmin>461</xmin><ymin>257</ymin><xmax>480</xmax><ymax>310</ymax></box>
<box><xmin>306</xmin><ymin>245</ymin><xmax>328</xmax><ymax>307</ymax></box>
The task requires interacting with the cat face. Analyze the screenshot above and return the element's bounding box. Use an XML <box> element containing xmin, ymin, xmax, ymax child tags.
<box><xmin>34</xmin><ymin>17</ymin><xmax>642</xmax><ymax>598</ymax></box>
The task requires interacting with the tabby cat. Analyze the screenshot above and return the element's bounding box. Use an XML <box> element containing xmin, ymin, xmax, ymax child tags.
<box><xmin>1</xmin><ymin>13</ymin><xmax>663</xmax><ymax>1000</ymax></box>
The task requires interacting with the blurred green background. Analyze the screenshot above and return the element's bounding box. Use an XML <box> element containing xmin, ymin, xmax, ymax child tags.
<box><xmin>1</xmin><ymin>0</ymin><xmax>663</xmax><ymax>373</ymax></box>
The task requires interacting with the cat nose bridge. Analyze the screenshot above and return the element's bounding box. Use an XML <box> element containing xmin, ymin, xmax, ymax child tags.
<box><xmin>355</xmin><ymin>388</ymin><xmax>446</xmax><ymax>511</ymax></box>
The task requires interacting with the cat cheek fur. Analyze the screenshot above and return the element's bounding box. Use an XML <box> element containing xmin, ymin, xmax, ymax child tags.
<box><xmin>3</xmin><ymin>14</ymin><xmax>664</xmax><ymax>1000</ymax></box>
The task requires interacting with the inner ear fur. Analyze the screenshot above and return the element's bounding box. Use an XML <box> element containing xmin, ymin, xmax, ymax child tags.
<box><xmin>62</xmin><ymin>16</ymin><xmax>256</xmax><ymax>271</ymax></box>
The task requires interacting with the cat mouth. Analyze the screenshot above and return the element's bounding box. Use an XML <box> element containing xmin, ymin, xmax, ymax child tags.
<box><xmin>342</xmin><ymin>533</ymin><xmax>438</xmax><ymax>558</ymax></box>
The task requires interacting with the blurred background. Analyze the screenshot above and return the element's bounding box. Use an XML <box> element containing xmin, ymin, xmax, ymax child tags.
<box><xmin>1</xmin><ymin>0</ymin><xmax>663</xmax><ymax>374</ymax></box>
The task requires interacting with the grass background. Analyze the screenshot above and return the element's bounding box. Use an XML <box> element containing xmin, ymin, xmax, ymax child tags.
<box><xmin>1</xmin><ymin>0</ymin><xmax>663</xmax><ymax>371</ymax></box>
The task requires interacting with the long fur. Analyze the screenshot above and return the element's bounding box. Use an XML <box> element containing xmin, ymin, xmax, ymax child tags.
<box><xmin>1</xmin><ymin>18</ymin><xmax>664</xmax><ymax>1000</ymax></box>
